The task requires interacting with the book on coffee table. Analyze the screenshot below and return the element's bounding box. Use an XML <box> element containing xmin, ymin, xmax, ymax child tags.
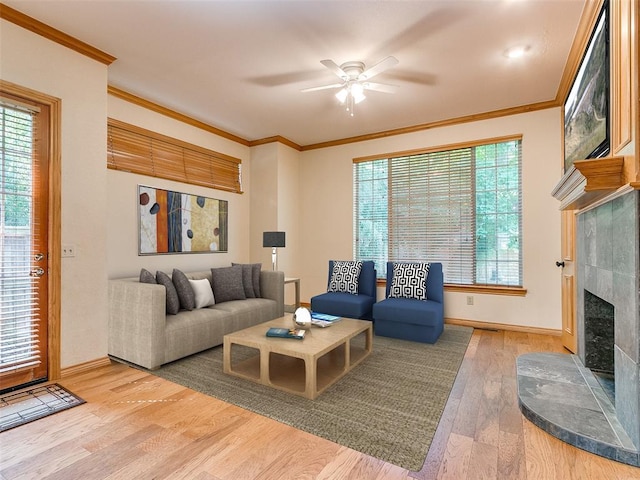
<box><xmin>310</xmin><ymin>312</ymin><xmax>342</xmax><ymax>327</ymax></box>
<box><xmin>266</xmin><ymin>327</ymin><xmax>306</xmax><ymax>339</ymax></box>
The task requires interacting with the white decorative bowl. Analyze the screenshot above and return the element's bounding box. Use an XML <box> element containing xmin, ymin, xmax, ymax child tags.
<box><xmin>293</xmin><ymin>307</ymin><xmax>312</xmax><ymax>329</ymax></box>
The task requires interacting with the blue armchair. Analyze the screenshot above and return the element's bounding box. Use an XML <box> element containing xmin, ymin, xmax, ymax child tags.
<box><xmin>310</xmin><ymin>260</ymin><xmax>377</xmax><ymax>320</ymax></box>
<box><xmin>372</xmin><ymin>262</ymin><xmax>444</xmax><ymax>343</ymax></box>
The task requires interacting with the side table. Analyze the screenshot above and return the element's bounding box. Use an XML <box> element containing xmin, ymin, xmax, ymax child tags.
<box><xmin>284</xmin><ymin>277</ymin><xmax>300</xmax><ymax>313</ymax></box>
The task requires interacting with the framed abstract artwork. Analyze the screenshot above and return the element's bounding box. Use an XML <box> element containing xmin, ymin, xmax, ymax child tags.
<box><xmin>138</xmin><ymin>185</ymin><xmax>228</xmax><ymax>255</ymax></box>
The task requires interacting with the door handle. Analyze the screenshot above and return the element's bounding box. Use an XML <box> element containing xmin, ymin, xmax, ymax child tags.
<box><xmin>555</xmin><ymin>261</ymin><xmax>565</xmax><ymax>268</ymax></box>
<box><xmin>30</xmin><ymin>267</ymin><xmax>45</xmax><ymax>277</ymax></box>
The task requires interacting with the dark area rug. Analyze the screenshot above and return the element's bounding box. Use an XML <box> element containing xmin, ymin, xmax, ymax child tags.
<box><xmin>0</xmin><ymin>383</ymin><xmax>86</xmax><ymax>432</ymax></box>
<box><xmin>148</xmin><ymin>324</ymin><xmax>472</xmax><ymax>471</ymax></box>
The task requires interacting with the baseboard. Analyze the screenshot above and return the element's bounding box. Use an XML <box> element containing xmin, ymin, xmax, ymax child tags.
<box><xmin>60</xmin><ymin>357</ymin><xmax>113</xmax><ymax>378</ymax></box>
<box><xmin>298</xmin><ymin>307</ymin><xmax>560</xmax><ymax>336</ymax></box>
<box><xmin>445</xmin><ymin>317</ymin><xmax>562</xmax><ymax>336</ymax></box>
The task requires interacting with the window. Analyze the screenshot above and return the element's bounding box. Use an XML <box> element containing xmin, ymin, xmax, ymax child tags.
<box><xmin>1</xmin><ymin>98</ymin><xmax>49</xmax><ymax>390</ymax></box>
<box><xmin>354</xmin><ymin>137</ymin><xmax>522</xmax><ymax>287</ymax></box>
<box><xmin>107</xmin><ymin>118</ymin><xmax>242</xmax><ymax>194</ymax></box>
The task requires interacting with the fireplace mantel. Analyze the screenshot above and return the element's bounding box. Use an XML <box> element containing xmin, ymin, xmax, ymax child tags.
<box><xmin>551</xmin><ymin>156</ymin><xmax>625</xmax><ymax>210</ymax></box>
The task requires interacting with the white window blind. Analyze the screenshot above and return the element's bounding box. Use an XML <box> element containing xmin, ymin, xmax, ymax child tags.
<box><xmin>389</xmin><ymin>149</ymin><xmax>474</xmax><ymax>284</ymax></box>
<box><xmin>0</xmin><ymin>103</ymin><xmax>41</xmax><ymax>376</ymax></box>
<box><xmin>354</xmin><ymin>138</ymin><xmax>522</xmax><ymax>287</ymax></box>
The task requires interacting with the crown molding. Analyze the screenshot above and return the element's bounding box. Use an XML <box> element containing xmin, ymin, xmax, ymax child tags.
<box><xmin>108</xmin><ymin>85</ymin><xmax>250</xmax><ymax>146</ymax></box>
<box><xmin>3</xmin><ymin>2</ymin><xmax>578</xmax><ymax>153</ymax></box>
<box><xmin>0</xmin><ymin>3</ymin><xmax>116</xmax><ymax>65</ymax></box>
<box><xmin>110</xmin><ymin>84</ymin><xmax>560</xmax><ymax>152</ymax></box>
<box><xmin>301</xmin><ymin>99</ymin><xmax>559</xmax><ymax>151</ymax></box>
<box><xmin>248</xmin><ymin>136</ymin><xmax>301</xmax><ymax>151</ymax></box>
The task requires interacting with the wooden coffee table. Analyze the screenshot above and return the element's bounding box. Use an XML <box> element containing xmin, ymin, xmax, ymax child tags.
<box><xmin>223</xmin><ymin>315</ymin><xmax>372</xmax><ymax>399</ymax></box>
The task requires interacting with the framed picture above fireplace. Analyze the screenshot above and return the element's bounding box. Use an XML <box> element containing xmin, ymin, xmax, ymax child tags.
<box><xmin>563</xmin><ymin>0</ymin><xmax>610</xmax><ymax>172</ymax></box>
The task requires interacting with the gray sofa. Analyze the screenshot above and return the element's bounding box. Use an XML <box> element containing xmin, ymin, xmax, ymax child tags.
<box><xmin>108</xmin><ymin>269</ymin><xmax>284</xmax><ymax>370</ymax></box>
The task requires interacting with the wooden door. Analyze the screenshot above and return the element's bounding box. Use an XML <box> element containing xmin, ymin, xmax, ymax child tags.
<box><xmin>0</xmin><ymin>95</ymin><xmax>49</xmax><ymax>392</ymax></box>
<box><xmin>560</xmin><ymin>209</ymin><xmax>577</xmax><ymax>353</ymax></box>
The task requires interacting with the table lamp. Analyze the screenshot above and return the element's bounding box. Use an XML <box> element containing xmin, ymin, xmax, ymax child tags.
<box><xmin>263</xmin><ymin>231</ymin><xmax>285</xmax><ymax>271</ymax></box>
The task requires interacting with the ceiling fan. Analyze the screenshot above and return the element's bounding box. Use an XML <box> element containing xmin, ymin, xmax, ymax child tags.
<box><xmin>301</xmin><ymin>56</ymin><xmax>399</xmax><ymax>116</ymax></box>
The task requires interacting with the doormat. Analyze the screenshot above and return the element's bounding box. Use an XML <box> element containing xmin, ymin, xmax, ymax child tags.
<box><xmin>0</xmin><ymin>383</ymin><xmax>85</xmax><ymax>432</ymax></box>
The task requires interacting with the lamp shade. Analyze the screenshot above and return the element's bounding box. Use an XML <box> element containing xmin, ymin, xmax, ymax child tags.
<box><xmin>263</xmin><ymin>231</ymin><xmax>286</xmax><ymax>248</ymax></box>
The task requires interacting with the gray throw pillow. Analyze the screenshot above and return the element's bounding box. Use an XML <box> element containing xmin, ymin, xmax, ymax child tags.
<box><xmin>252</xmin><ymin>263</ymin><xmax>262</xmax><ymax>298</ymax></box>
<box><xmin>139</xmin><ymin>268</ymin><xmax>156</xmax><ymax>284</ymax></box>
<box><xmin>210</xmin><ymin>265</ymin><xmax>246</xmax><ymax>303</ymax></box>
<box><xmin>156</xmin><ymin>271</ymin><xmax>180</xmax><ymax>315</ymax></box>
<box><xmin>232</xmin><ymin>263</ymin><xmax>256</xmax><ymax>298</ymax></box>
<box><xmin>172</xmin><ymin>268</ymin><xmax>195</xmax><ymax>311</ymax></box>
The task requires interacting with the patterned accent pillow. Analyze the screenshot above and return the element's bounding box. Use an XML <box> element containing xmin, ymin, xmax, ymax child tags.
<box><xmin>210</xmin><ymin>265</ymin><xmax>247</xmax><ymax>303</ymax></box>
<box><xmin>388</xmin><ymin>262</ymin><xmax>431</xmax><ymax>300</ymax></box>
<box><xmin>139</xmin><ymin>268</ymin><xmax>156</xmax><ymax>284</ymax></box>
<box><xmin>189</xmin><ymin>278</ymin><xmax>215</xmax><ymax>308</ymax></box>
<box><xmin>172</xmin><ymin>269</ymin><xmax>195</xmax><ymax>311</ymax></box>
<box><xmin>328</xmin><ymin>260</ymin><xmax>363</xmax><ymax>295</ymax></box>
<box><xmin>156</xmin><ymin>271</ymin><xmax>180</xmax><ymax>315</ymax></box>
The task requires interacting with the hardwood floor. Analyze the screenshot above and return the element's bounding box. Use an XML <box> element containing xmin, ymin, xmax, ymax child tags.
<box><xmin>1</xmin><ymin>329</ymin><xmax>639</xmax><ymax>479</ymax></box>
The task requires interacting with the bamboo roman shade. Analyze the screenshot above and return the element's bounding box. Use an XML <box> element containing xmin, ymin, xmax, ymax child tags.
<box><xmin>107</xmin><ymin>118</ymin><xmax>242</xmax><ymax>193</ymax></box>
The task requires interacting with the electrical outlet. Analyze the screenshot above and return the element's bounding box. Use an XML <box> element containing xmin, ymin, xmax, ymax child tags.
<box><xmin>62</xmin><ymin>244</ymin><xmax>76</xmax><ymax>257</ymax></box>
<box><xmin>466</xmin><ymin>295</ymin><xmax>474</xmax><ymax>305</ymax></box>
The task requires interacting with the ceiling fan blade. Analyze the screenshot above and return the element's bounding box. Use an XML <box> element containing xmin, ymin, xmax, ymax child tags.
<box><xmin>362</xmin><ymin>82</ymin><xmax>398</xmax><ymax>94</ymax></box>
<box><xmin>320</xmin><ymin>59</ymin><xmax>349</xmax><ymax>80</ymax></box>
<box><xmin>300</xmin><ymin>83</ymin><xmax>344</xmax><ymax>93</ymax></box>
<box><xmin>358</xmin><ymin>56</ymin><xmax>399</xmax><ymax>81</ymax></box>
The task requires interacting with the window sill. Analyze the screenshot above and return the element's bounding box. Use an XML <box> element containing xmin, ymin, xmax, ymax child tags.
<box><xmin>444</xmin><ymin>284</ymin><xmax>527</xmax><ymax>296</ymax></box>
<box><xmin>375</xmin><ymin>280</ymin><xmax>527</xmax><ymax>296</ymax></box>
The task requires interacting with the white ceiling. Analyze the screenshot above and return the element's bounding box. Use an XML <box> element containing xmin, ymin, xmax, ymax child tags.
<box><xmin>4</xmin><ymin>0</ymin><xmax>586</xmax><ymax>147</ymax></box>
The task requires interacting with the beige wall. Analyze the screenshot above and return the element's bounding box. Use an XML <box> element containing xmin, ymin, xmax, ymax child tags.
<box><xmin>248</xmin><ymin>143</ymin><xmax>279</xmax><ymax>269</ymax></box>
<box><xmin>249</xmin><ymin>142</ymin><xmax>300</xmax><ymax>304</ymax></box>
<box><xmin>299</xmin><ymin>108</ymin><xmax>564</xmax><ymax>330</ymax></box>
<box><xmin>106</xmin><ymin>96</ymin><xmax>252</xmax><ymax>278</ymax></box>
<box><xmin>2</xmin><ymin>17</ymin><xmax>566</xmax><ymax>375</ymax></box>
<box><xmin>1</xmin><ymin>20</ymin><xmax>109</xmax><ymax>368</ymax></box>
<box><xmin>276</xmin><ymin>143</ymin><xmax>301</xmax><ymax>278</ymax></box>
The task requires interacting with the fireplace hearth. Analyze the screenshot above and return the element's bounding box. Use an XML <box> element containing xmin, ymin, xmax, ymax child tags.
<box><xmin>517</xmin><ymin>190</ymin><xmax>639</xmax><ymax>467</ymax></box>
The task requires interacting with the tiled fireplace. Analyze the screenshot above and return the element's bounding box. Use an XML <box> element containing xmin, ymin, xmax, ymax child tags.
<box><xmin>516</xmin><ymin>190</ymin><xmax>640</xmax><ymax>466</ymax></box>
<box><xmin>577</xmin><ymin>190</ymin><xmax>640</xmax><ymax>449</ymax></box>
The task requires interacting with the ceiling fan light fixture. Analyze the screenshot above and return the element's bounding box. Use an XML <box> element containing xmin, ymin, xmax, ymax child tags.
<box><xmin>351</xmin><ymin>83</ymin><xmax>366</xmax><ymax>103</ymax></box>
<box><xmin>335</xmin><ymin>88</ymin><xmax>349</xmax><ymax>104</ymax></box>
<box><xmin>307</xmin><ymin>56</ymin><xmax>398</xmax><ymax>116</ymax></box>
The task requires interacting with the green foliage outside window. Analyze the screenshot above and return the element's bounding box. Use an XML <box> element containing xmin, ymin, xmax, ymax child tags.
<box><xmin>1</xmin><ymin>107</ymin><xmax>33</xmax><ymax>229</ymax></box>
<box><xmin>354</xmin><ymin>139</ymin><xmax>522</xmax><ymax>287</ymax></box>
